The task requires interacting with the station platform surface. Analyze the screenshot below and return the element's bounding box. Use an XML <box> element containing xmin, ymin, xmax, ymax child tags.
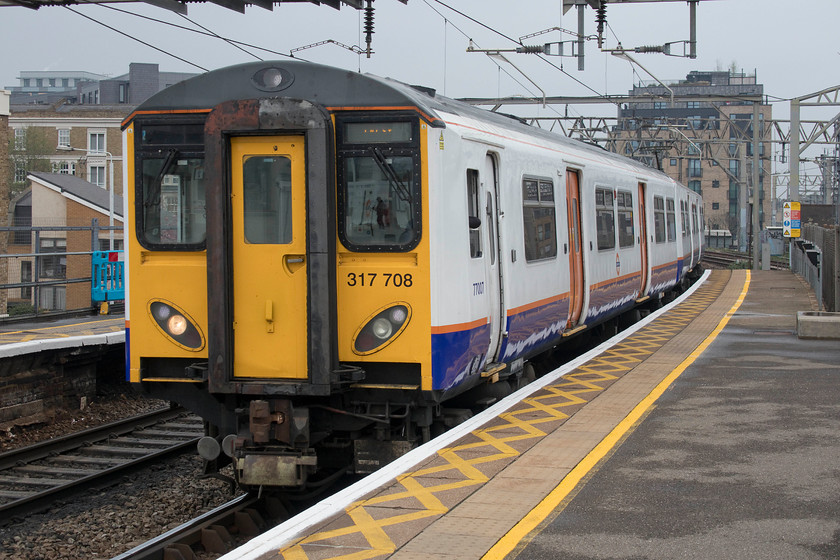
<box><xmin>0</xmin><ymin>314</ymin><xmax>124</xmax><ymax>357</ymax></box>
<box><xmin>227</xmin><ymin>269</ymin><xmax>840</xmax><ymax>560</ymax></box>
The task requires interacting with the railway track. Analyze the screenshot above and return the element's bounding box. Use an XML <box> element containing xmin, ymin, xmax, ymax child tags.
<box><xmin>701</xmin><ymin>249</ymin><xmax>787</xmax><ymax>270</ymax></box>
<box><xmin>112</xmin><ymin>493</ymin><xmax>273</xmax><ymax>560</ymax></box>
<box><xmin>0</xmin><ymin>406</ymin><xmax>204</xmax><ymax>522</ymax></box>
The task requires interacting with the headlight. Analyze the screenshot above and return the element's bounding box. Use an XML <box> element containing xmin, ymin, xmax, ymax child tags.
<box><xmin>148</xmin><ymin>300</ymin><xmax>205</xmax><ymax>351</ymax></box>
<box><xmin>353</xmin><ymin>303</ymin><xmax>411</xmax><ymax>355</ymax></box>
<box><xmin>167</xmin><ymin>315</ymin><xmax>188</xmax><ymax>336</ymax></box>
<box><xmin>371</xmin><ymin>318</ymin><xmax>393</xmax><ymax>339</ymax></box>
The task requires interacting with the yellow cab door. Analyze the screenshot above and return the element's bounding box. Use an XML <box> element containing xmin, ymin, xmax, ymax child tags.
<box><xmin>230</xmin><ymin>136</ymin><xmax>307</xmax><ymax>379</ymax></box>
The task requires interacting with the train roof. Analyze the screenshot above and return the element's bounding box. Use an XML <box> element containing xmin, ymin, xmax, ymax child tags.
<box><xmin>127</xmin><ymin>60</ymin><xmax>677</xmax><ymax>184</ymax></box>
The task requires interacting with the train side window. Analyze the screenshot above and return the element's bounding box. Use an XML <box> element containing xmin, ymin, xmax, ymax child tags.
<box><xmin>681</xmin><ymin>200</ymin><xmax>689</xmax><ymax>237</ymax></box>
<box><xmin>653</xmin><ymin>196</ymin><xmax>666</xmax><ymax>243</ymax></box>
<box><xmin>692</xmin><ymin>203</ymin><xmax>699</xmax><ymax>233</ymax></box>
<box><xmin>467</xmin><ymin>169</ymin><xmax>482</xmax><ymax>258</ymax></box>
<box><xmin>242</xmin><ymin>155</ymin><xmax>292</xmax><ymax>244</ymax></box>
<box><xmin>522</xmin><ymin>178</ymin><xmax>557</xmax><ymax>262</ymax></box>
<box><xmin>595</xmin><ymin>187</ymin><xmax>616</xmax><ymax>251</ymax></box>
<box><xmin>666</xmin><ymin>198</ymin><xmax>677</xmax><ymax>242</ymax></box>
<box><xmin>617</xmin><ymin>190</ymin><xmax>634</xmax><ymax>248</ymax></box>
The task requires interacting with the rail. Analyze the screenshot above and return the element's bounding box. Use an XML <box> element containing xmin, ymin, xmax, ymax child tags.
<box><xmin>111</xmin><ymin>493</ymin><xmax>264</xmax><ymax>560</ymax></box>
<box><xmin>0</xmin><ymin>407</ymin><xmax>203</xmax><ymax>522</ymax></box>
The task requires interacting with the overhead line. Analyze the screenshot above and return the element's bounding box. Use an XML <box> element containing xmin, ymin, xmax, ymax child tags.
<box><xmin>90</xmin><ymin>2</ymin><xmax>301</xmax><ymax>61</ymax></box>
<box><xmin>177</xmin><ymin>12</ymin><xmax>263</xmax><ymax>61</ymax></box>
<box><xmin>64</xmin><ymin>6</ymin><xmax>209</xmax><ymax>72</ymax></box>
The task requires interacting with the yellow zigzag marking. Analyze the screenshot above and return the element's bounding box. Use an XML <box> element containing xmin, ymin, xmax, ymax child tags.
<box><xmin>280</xmin><ymin>274</ymin><xmax>729</xmax><ymax>559</ymax></box>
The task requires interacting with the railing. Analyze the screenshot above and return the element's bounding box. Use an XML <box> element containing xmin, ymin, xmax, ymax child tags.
<box><xmin>0</xmin><ymin>219</ymin><xmax>123</xmax><ymax>320</ymax></box>
<box><xmin>793</xmin><ymin>224</ymin><xmax>840</xmax><ymax>312</ymax></box>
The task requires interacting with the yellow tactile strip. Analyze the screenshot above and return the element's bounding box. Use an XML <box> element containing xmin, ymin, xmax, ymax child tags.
<box><xmin>273</xmin><ymin>271</ymin><xmax>733</xmax><ymax>560</ymax></box>
<box><xmin>0</xmin><ymin>318</ymin><xmax>124</xmax><ymax>345</ymax></box>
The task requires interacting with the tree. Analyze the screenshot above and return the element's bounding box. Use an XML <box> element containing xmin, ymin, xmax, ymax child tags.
<box><xmin>7</xmin><ymin>127</ymin><xmax>52</xmax><ymax>201</ymax></box>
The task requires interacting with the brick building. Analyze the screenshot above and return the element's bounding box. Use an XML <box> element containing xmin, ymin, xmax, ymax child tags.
<box><xmin>8</xmin><ymin>173</ymin><xmax>124</xmax><ymax>313</ymax></box>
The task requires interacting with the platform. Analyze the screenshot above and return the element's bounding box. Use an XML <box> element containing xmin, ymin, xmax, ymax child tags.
<box><xmin>225</xmin><ymin>269</ymin><xmax>840</xmax><ymax>560</ymax></box>
<box><xmin>0</xmin><ymin>315</ymin><xmax>124</xmax><ymax>357</ymax></box>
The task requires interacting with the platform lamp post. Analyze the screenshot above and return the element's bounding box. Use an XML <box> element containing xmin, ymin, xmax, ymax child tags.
<box><xmin>57</xmin><ymin>145</ymin><xmax>115</xmax><ymax>250</ymax></box>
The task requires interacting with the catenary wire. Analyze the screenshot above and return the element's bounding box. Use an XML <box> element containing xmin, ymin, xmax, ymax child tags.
<box><xmin>64</xmin><ymin>6</ymin><xmax>209</xmax><ymax>72</ymax></box>
<box><xmin>85</xmin><ymin>2</ymin><xmax>301</xmax><ymax>61</ymax></box>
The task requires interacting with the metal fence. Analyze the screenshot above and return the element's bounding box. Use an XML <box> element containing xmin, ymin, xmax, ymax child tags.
<box><xmin>793</xmin><ymin>224</ymin><xmax>840</xmax><ymax>312</ymax></box>
<box><xmin>0</xmin><ymin>219</ymin><xmax>123</xmax><ymax>320</ymax></box>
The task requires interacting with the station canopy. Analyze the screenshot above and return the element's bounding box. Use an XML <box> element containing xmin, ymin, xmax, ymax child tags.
<box><xmin>0</xmin><ymin>0</ymin><xmax>405</xmax><ymax>15</ymax></box>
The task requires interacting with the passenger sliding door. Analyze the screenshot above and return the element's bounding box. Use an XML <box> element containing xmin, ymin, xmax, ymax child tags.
<box><xmin>230</xmin><ymin>136</ymin><xmax>308</xmax><ymax>379</ymax></box>
<box><xmin>483</xmin><ymin>154</ymin><xmax>503</xmax><ymax>362</ymax></box>
<box><xmin>565</xmin><ymin>170</ymin><xmax>584</xmax><ymax>326</ymax></box>
<box><xmin>638</xmin><ymin>182</ymin><xmax>649</xmax><ymax>298</ymax></box>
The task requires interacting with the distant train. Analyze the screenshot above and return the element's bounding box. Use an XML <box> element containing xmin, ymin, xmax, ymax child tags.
<box><xmin>122</xmin><ymin>60</ymin><xmax>703</xmax><ymax>489</ymax></box>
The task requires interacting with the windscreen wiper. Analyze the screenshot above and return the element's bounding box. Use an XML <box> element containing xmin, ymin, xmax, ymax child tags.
<box><xmin>145</xmin><ymin>148</ymin><xmax>179</xmax><ymax>207</ymax></box>
<box><xmin>369</xmin><ymin>147</ymin><xmax>411</xmax><ymax>203</ymax></box>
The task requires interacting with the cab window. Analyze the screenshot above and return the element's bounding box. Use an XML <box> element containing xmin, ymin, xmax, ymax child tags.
<box><xmin>336</xmin><ymin>118</ymin><xmax>421</xmax><ymax>252</ymax></box>
<box><xmin>135</xmin><ymin>122</ymin><xmax>206</xmax><ymax>250</ymax></box>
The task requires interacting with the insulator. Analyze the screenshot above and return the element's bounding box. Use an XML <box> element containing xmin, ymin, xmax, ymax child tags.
<box><xmin>634</xmin><ymin>45</ymin><xmax>665</xmax><ymax>54</ymax></box>
<box><xmin>595</xmin><ymin>4</ymin><xmax>607</xmax><ymax>48</ymax></box>
<box><xmin>364</xmin><ymin>0</ymin><xmax>375</xmax><ymax>58</ymax></box>
<box><xmin>516</xmin><ymin>45</ymin><xmax>545</xmax><ymax>54</ymax></box>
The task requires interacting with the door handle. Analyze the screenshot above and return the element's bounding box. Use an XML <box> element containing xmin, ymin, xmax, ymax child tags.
<box><xmin>265</xmin><ymin>300</ymin><xmax>275</xmax><ymax>333</ymax></box>
<box><xmin>283</xmin><ymin>254</ymin><xmax>306</xmax><ymax>275</ymax></box>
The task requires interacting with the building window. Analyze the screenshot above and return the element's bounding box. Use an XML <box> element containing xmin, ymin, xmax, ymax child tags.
<box><xmin>670</xmin><ymin>158</ymin><xmax>677</xmax><ymax>167</ymax></box>
<box><xmin>14</xmin><ymin>128</ymin><xmax>25</xmax><ymax>150</ymax></box>
<box><xmin>39</xmin><ymin>286</ymin><xmax>66</xmax><ymax>311</ymax></box>
<box><xmin>14</xmin><ymin>163</ymin><xmax>26</xmax><ymax>183</ymax></box>
<box><xmin>522</xmin><ymin>178</ymin><xmax>557</xmax><ymax>262</ymax></box>
<box><xmin>617</xmin><ymin>190</ymin><xmax>634</xmax><ymax>248</ymax></box>
<box><xmin>53</xmin><ymin>161</ymin><xmax>76</xmax><ymax>175</ymax></box>
<box><xmin>467</xmin><ymin>169</ymin><xmax>481</xmax><ymax>258</ymax></box>
<box><xmin>712</xmin><ymin>202</ymin><xmax>720</xmax><ymax>210</ymax></box>
<box><xmin>687</xmin><ymin>143</ymin><xmax>701</xmax><ymax>156</ymax></box>
<box><xmin>729</xmin><ymin>159</ymin><xmax>740</xmax><ymax>178</ymax></box>
<box><xmin>666</xmin><ymin>198</ymin><xmax>677</xmax><ymax>242</ymax></box>
<box><xmin>20</xmin><ymin>261</ymin><xmax>32</xmax><ymax>300</ymax></box>
<box><xmin>712</xmin><ymin>180</ymin><xmax>720</xmax><ymax>189</ymax></box>
<box><xmin>687</xmin><ymin>159</ymin><xmax>702</xmax><ymax>178</ymax></box>
<box><xmin>595</xmin><ymin>188</ymin><xmax>616</xmax><ymax>251</ymax></box>
<box><xmin>653</xmin><ymin>102</ymin><xmax>667</xmax><ymax>109</ymax></box>
<box><xmin>58</xmin><ymin>129</ymin><xmax>70</xmax><ymax>148</ymax></box>
<box><xmin>89</xmin><ymin>165</ymin><xmax>106</xmax><ymax>188</ymax></box>
<box><xmin>686</xmin><ymin>101</ymin><xmax>700</xmax><ymax>109</ymax></box>
<box><xmin>88</xmin><ymin>130</ymin><xmax>106</xmax><ymax>154</ymax></box>
<box><xmin>688</xmin><ymin>181</ymin><xmax>701</xmax><ymax>194</ymax></box>
<box><xmin>653</xmin><ymin>196</ymin><xmax>666</xmax><ymax>243</ymax></box>
<box><xmin>39</xmin><ymin>238</ymin><xmax>66</xmax><ymax>279</ymax></box>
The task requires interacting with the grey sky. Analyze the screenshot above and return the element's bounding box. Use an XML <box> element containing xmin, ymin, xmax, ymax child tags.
<box><xmin>2</xmin><ymin>0</ymin><xmax>838</xmax><ymax>170</ymax></box>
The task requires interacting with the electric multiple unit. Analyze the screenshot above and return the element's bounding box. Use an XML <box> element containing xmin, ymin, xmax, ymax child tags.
<box><xmin>122</xmin><ymin>61</ymin><xmax>704</xmax><ymax>488</ymax></box>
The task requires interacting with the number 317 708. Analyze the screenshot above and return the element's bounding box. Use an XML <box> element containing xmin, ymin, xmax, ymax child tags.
<box><xmin>346</xmin><ymin>273</ymin><xmax>413</xmax><ymax>288</ymax></box>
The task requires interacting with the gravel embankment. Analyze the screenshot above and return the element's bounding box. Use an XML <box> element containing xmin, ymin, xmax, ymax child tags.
<box><xmin>0</xmin><ymin>392</ymin><xmax>242</xmax><ymax>560</ymax></box>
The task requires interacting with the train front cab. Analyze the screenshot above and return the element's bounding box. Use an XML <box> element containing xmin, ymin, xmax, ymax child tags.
<box><xmin>126</xmin><ymin>97</ymin><xmax>438</xmax><ymax>488</ymax></box>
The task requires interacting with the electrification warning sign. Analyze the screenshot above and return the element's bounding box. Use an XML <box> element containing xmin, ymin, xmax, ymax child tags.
<box><xmin>783</xmin><ymin>201</ymin><xmax>801</xmax><ymax>238</ymax></box>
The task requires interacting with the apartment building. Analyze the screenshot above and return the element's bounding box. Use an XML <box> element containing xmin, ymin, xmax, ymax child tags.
<box><xmin>612</xmin><ymin>70</ymin><xmax>772</xmax><ymax>249</ymax></box>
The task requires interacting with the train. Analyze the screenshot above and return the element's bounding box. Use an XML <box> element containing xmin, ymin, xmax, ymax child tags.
<box><xmin>122</xmin><ymin>60</ymin><xmax>704</xmax><ymax>489</ymax></box>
